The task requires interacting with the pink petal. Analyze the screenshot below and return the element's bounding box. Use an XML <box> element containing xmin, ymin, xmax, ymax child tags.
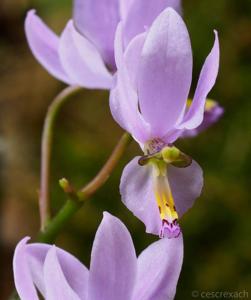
<box><xmin>88</xmin><ymin>212</ymin><xmax>137</xmax><ymax>300</ymax></box>
<box><xmin>168</xmin><ymin>160</ymin><xmax>203</xmax><ymax>218</ymax></box>
<box><xmin>13</xmin><ymin>237</ymin><xmax>88</xmax><ymax>300</ymax></box>
<box><xmin>110</xmin><ymin>25</ymin><xmax>151</xmax><ymax>142</ymax></box>
<box><xmin>177</xmin><ymin>31</ymin><xmax>220</xmax><ymax>130</ymax></box>
<box><xmin>73</xmin><ymin>0</ymin><xmax>120</xmax><ymax>68</ymax></box>
<box><xmin>124</xmin><ymin>31</ymin><xmax>146</xmax><ymax>89</ymax></box>
<box><xmin>59</xmin><ymin>20</ymin><xmax>113</xmax><ymax>89</ymax></box>
<box><xmin>13</xmin><ymin>237</ymin><xmax>40</xmax><ymax>300</ymax></box>
<box><xmin>123</xmin><ymin>0</ymin><xmax>182</xmax><ymax>45</ymax></box>
<box><xmin>120</xmin><ymin>157</ymin><xmax>161</xmax><ymax>235</ymax></box>
<box><xmin>137</xmin><ymin>8</ymin><xmax>192</xmax><ymax>137</ymax></box>
<box><xmin>25</xmin><ymin>10</ymin><xmax>72</xmax><ymax>84</ymax></box>
<box><xmin>30</xmin><ymin>244</ymin><xmax>88</xmax><ymax>300</ymax></box>
<box><xmin>181</xmin><ymin>101</ymin><xmax>224</xmax><ymax>137</ymax></box>
<box><xmin>133</xmin><ymin>235</ymin><xmax>183</xmax><ymax>300</ymax></box>
<box><xmin>119</xmin><ymin>0</ymin><xmax>134</xmax><ymax>19</ymax></box>
<box><xmin>43</xmin><ymin>247</ymin><xmax>81</xmax><ymax>300</ymax></box>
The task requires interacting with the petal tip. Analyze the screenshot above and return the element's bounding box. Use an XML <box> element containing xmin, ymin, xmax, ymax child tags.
<box><xmin>25</xmin><ymin>9</ymin><xmax>37</xmax><ymax>27</ymax></box>
<box><xmin>26</xmin><ymin>9</ymin><xmax>36</xmax><ymax>17</ymax></box>
<box><xmin>102</xmin><ymin>211</ymin><xmax>117</xmax><ymax>224</ymax></box>
<box><xmin>18</xmin><ymin>236</ymin><xmax>31</xmax><ymax>246</ymax></box>
<box><xmin>102</xmin><ymin>211</ymin><xmax>112</xmax><ymax>218</ymax></box>
<box><xmin>165</xmin><ymin>6</ymin><xmax>179</xmax><ymax>14</ymax></box>
<box><xmin>161</xmin><ymin>6</ymin><xmax>182</xmax><ymax>19</ymax></box>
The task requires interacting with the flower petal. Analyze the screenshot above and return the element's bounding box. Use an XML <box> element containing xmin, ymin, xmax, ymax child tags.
<box><xmin>31</xmin><ymin>244</ymin><xmax>89</xmax><ymax>300</ymax></box>
<box><xmin>119</xmin><ymin>0</ymin><xmax>134</xmax><ymax>19</ymax></box>
<box><xmin>168</xmin><ymin>160</ymin><xmax>203</xmax><ymax>218</ymax></box>
<box><xmin>137</xmin><ymin>8</ymin><xmax>192</xmax><ymax>137</ymax></box>
<box><xmin>25</xmin><ymin>10</ymin><xmax>72</xmax><ymax>84</ymax></box>
<box><xmin>124</xmin><ymin>31</ymin><xmax>146</xmax><ymax>89</ymax></box>
<box><xmin>120</xmin><ymin>157</ymin><xmax>161</xmax><ymax>235</ymax></box>
<box><xmin>13</xmin><ymin>237</ymin><xmax>40</xmax><ymax>300</ymax></box>
<box><xmin>110</xmin><ymin>25</ymin><xmax>150</xmax><ymax>142</ymax></box>
<box><xmin>181</xmin><ymin>100</ymin><xmax>224</xmax><ymax>138</ymax></box>
<box><xmin>73</xmin><ymin>0</ymin><xmax>120</xmax><ymax>68</ymax></box>
<box><xmin>88</xmin><ymin>212</ymin><xmax>137</xmax><ymax>300</ymax></box>
<box><xmin>133</xmin><ymin>234</ymin><xmax>183</xmax><ymax>300</ymax></box>
<box><xmin>123</xmin><ymin>0</ymin><xmax>182</xmax><ymax>45</ymax></box>
<box><xmin>177</xmin><ymin>31</ymin><xmax>220</xmax><ymax>130</ymax></box>
<box><xmin>13</xmin><ymin>237</ymin><xmax>88</xmax><ymax>300</ymax></box>
<box><xmin>59</xmin><ymin>20</ymin><xmax>113</xmax><ymax>89</ymax></box>
<box><xmin>43</xmin><ymin>247</ymin><xmax>81</xmax><ymax>300</ymax></box>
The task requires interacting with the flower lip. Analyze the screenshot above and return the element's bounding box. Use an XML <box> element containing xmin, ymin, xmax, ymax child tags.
<box><xmin>160</xmin><ymin>219</ymin><xmax>181</xmax><ymax>239</ymax></box>
<box><xmin>137</xmin><ymin>141</ymin><xmax>193</xmax><ymax>240</ymax></box>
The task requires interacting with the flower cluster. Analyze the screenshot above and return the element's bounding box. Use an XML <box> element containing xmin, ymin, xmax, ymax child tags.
<box><xmin>12</xmin><ymin>0</ymin><xmax>223</xmax><ymax>299</ymax></box>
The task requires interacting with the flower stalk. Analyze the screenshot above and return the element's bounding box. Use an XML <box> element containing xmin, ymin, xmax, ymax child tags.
<box><xmin>37</xmin><ymin>132</ymin><xmax>132</xmax><ymax>244</ymax></box>
<box><xmin>39</xmin><ymin>85</ymin><xmax>82</xmax><ymax>231</ymax></box>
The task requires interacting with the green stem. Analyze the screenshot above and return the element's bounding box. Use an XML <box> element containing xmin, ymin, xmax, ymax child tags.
<box><xmin>37</xmin><ymin>199</ymin><xmax>82</xmax><ymax>244</ymax></box>
<box><xmin>37</xmin><ymin>132</ymin><xmax>131</xmax><ymax>244</ymax></box>
<box><xmin>39</xmin><ymin>86</ymin><xmax>82</xmax><ymax>230</ymax></box>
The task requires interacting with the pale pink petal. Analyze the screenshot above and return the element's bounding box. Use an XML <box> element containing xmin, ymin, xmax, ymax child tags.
<box><xmin>123</xmin><ymin>0</ymin><xmax>182</xmax><ymax>45</ymax></box>
<box><xmin>13</xmin><ymin>237</ymin><xmax>88</xmax><ymax>300</ymax></box>
<box><xmin>110</xmin><ymin>25</ymin><xmax>151</xmax><ymax>142</ymax></box>
<box><xmin>124</xmin><ymin>31</ymin><xmax>146</xmax><ymax>89</ymax></box>
<box><xmin>59</xmin><ymin>20</ymin><xmax>113</xmax><ymax>89</ymax></box>
<box><xmin>181</xmin><ymin>101</ymin><xmax>224</xmax><ymax>137</ymax></box>
<box><xmin>177</xmin><ymin>31</ymin><xmax>220</xmax><ymax>130</ymax></box>
<box><xmin>25</xmin><ymin>10</ymin><xmax>72</xmax><ymax>84</ymax></box>
<box><xmin>73</xmin><ymin>0</ymin><xmax>120</xmax><ymax>68</ymax></box>
<box><xmin>168</xmin><ymin>160</ymin><xmax>203</xmax><ymax>218</ymax></box>
<box><xmin>133</xmin><ymin>235</ymin><xmax>183</xmax><ymax>300</ymax></box>
<box><xmin>43</xmin><ymin>247</ymin><xmax>81</xmax><ymax>300</ymax></box>
<box><xmin>137</xmin><ymin>8</ymin><xmax>192</xmax><ymax>137</ymax></box>
<box><xmin>119</xmin><ymin>0</ymin><xmax>134</xmax><ymax>19</ymax></box>
<box><xmin>88</xmin><ymin>212</ymin><xmax>137</xmax><ymax>300</ymax></box>
<box><xmin>120</xmin><ymin>157</ymin><xmax>161</xmax><ymax>235</ymax></box>
<box><xmin>13</xmin><ymin>237</ymin><xmax>40</xmax><ymax>300</ymax></box>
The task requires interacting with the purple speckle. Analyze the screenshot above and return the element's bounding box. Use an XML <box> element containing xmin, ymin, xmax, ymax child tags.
<box><xmin>160</xmin><ymin>219</ymin><xmax>181</xmax><ymax>239</ymax></box>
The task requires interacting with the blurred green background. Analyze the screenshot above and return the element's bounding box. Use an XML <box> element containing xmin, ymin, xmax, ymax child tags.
<box><xmin>0</xmin><ymin>0</ymin><xmax>251</xmax><ymax>299</ymax></box>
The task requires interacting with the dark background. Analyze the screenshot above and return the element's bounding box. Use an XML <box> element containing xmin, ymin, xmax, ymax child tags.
<box><xmin>0</xmin><ymin>0</ymin><xmax>251</xmax><ymax>299</ymax></box>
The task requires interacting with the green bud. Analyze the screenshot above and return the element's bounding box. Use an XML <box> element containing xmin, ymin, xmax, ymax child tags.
<box><xmin>59</xmin><ymin>178</ymin><xmax>74</xmax><ymax>194</ymax></box>
<box><xmin>59</xmin><ymin>178</ymin><xmax>69</xmax><ymax>190</ymax></box>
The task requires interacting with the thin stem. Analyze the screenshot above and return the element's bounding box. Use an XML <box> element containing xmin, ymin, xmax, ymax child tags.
<box><xmin>37</xmin><ymin>199</ymin><xmax>82</xmax><ymax>243</ymax></box>
<box><xmin>79</xmin><ymin>132</ymin><xmax>132</xmax><ymax>198</ymax></box>
<box><xmin>39</xmin><ymin>85</ymin><xmax>82</xmax><ymax>231</ymax></box>
<box><xmin>37</xmin><ymin>132</ymin><xmax>131</xmax><ymax>244</ymax></box>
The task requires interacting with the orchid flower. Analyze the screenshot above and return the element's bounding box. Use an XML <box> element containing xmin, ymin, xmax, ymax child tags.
<box><xmin>13</xmin><ymin>212</ymin><xmax>183</xmax><ymax>300</ymax></box>
<box><xmin>110</xmin><ymin>8</ymin><xmax>220</xmax><ymax>238</ymax></box>
<box><xmin>24</xmin><ymin>0</ymin><xmax>182</xmax><ymax>89</ymax></box>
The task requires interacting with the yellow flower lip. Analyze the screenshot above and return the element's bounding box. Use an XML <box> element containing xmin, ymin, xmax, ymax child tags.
<box><xmin>152</xmin><ymin>160</ymin><xmax>181</xmax><ymax>238</ymax></box>
<box><xmin>138</xmin><ymin>142</ymin><xmax>193</xmax><ymax>239</ymax></box>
